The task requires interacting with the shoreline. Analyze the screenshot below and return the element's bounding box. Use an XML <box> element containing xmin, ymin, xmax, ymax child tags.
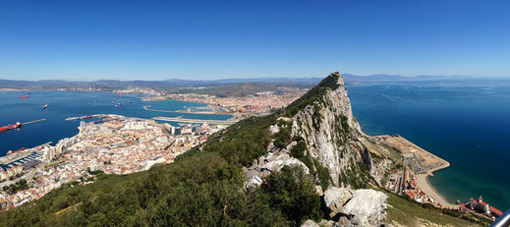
<box><xmin>416</xmin><ymin>172</ymin><xmax>456</xmax><ymax>208</ymax></box>
<box><xmin>380</xmin><ymin>135</ymin><xmax>455</xmax><ymax>207</ymax></box>
<box><xmin>376</xmin><ymin>135</ymin><xmax>455</xmax><ymax>208</ymax></box>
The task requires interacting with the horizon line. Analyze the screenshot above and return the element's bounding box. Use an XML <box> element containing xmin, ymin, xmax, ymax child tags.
<box><xmin>0</xmin><ymin>74</ymin><xmax>495</xmax><ymax>83</ymax></box>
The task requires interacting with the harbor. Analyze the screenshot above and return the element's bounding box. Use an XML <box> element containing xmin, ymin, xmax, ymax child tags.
<box><xmin>143</xmin><ymin>105</ymin><xmax>234</xmax><ymax>115</ymax></box>
<box><xmin>152</xmin><ymin>116</ymin><xmax>238</xmax><ymax>125</ymax></box>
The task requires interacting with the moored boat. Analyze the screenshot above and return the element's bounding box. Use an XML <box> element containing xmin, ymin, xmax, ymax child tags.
<box><xmin>0</xmin><ymin>122</ymin><xmax>22</xmax><ymax>132</ymax></box>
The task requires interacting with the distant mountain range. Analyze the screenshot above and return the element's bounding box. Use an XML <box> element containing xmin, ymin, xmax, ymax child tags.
<box><xmin>166</xmin><ymin>74</ymin><xmax>470</xmax><ymax>84</ymax></box>
<box><xmin>0</xmin><ymin>74</ymin><xmax>470</xmax><ymax>90</ymax></box>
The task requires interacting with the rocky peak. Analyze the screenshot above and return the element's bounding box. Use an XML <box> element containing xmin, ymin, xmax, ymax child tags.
<box><xmin>244</xmin><ymin>72</ymin><xmax>386</xmax><ymax>189</ymax></box>
<box><xmin>241</xmin><ymin>71</ymin><xmax>395</xmax><ymax>225</ymax></box>
<box><xmin>289</xmin><ymin>72</ymin><xmax>366</xmax><ymax>187</ymax></box>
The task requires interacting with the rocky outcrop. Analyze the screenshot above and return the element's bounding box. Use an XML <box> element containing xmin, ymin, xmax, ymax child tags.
<box><xmin>301</xmin><ymin>219</ymin><xmax>320</xmax><ymax>227</ymax></box>
<box><xmin>243</xmin><ymin>72</ymin><xmax>395</xmax><ymax>189</ymax></box>
<box><xmin>301</xmin><ymin>219</ymin><xmax>336</xmax><ymax>227</ymax></box>
<box><xmin>340</xmin><ymin>189</ymin><xmax>388</xmax><ymax>226</ymax></box>
<box><xmin>242</xmin><ymin>72</ymin><xmax>398</xmax><ymax>187</ymax></box>
<box><xmin>290</xmin><ymin>72</ymin><xmax>369</xmax><ymax>187</ymax></box>
<box><xmin>243</xmin><ymin>146</ymin><xmax>310</xmax><ymax>189</ymax></box>
<box><xmin>301</xmin><ymin>189</ymin><xmax>388</xmax><ymax>227</ymax></box>
<box><xmin>323</xmin><ymin>186</ymin><xmax>353</xmax><ymax>217</ymax></box>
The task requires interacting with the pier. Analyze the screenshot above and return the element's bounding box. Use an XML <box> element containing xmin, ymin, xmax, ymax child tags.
<box><xmin>152</xmin><ymin>116</ymin><xmax>238</xmax><ymax>125</ymax></box>
<box><xmin>21</xmin><ymin>118</ymin><xmax>46</xmax><ymax>125</ymax></box>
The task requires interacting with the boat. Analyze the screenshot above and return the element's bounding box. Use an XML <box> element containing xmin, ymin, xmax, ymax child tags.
<box><xmin>115</xmin><ymin>105</ymin><xmax>118</xmax><ymax>108</ymax></box>
<box><xmin>18</xmin><ymin>95</ymin><xmax>29</xmax><ymax>99</ymax></box>
<box><xmin>0</xmin><ymin>122</ymin><xmax>22</xmax><ymax>132</ymax></box>
<box><xmin>43</xmin><ymin>104</ymin><xmax>48</xmax><ymax>109</ymax></box>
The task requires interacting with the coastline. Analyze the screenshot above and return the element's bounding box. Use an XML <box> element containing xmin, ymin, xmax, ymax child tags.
<box><xmin>376</xmin><ymin>135</ymin><xmax>455</xmax><ymax>208</ymax></box>
<box><xmin>416</xmin><ymin>172</ymin><xmax>456</xmax><ymax>207</ymax></box>
<box><xmin>413</xmin><ymin>145</ymin><xmax>454</xmax><ymax>207</ymax></box>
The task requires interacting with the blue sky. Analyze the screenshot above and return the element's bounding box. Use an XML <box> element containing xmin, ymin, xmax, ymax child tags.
<box><xmin>1</xmin><ymin>0</ymin><xmax>509</xmax><ymax>80</ymax></box>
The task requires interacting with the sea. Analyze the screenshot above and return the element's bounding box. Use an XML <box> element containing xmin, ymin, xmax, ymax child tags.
<box><xmin>346</xmin><ymin>78</ymin><xmax>510</xmax><ymax>211</ymax></box>
<box><xmin>1</xmin><ymin>79</ymin><xmax>509</xmax><ymax>210</ymax></box>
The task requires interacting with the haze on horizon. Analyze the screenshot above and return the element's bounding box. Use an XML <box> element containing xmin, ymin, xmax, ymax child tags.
<box><xmin>1</xmin><ymin>0</ymin><xmax>509</xmax><ymax>81</ymax></box>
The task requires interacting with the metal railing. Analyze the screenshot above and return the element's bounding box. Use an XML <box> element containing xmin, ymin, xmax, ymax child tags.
<box><xmin>491</xmin><ymin>209</ymin><xmax>510</xmax><ymax>227</ymax></box>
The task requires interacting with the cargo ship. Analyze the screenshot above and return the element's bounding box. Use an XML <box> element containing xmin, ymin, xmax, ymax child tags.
<box><xmin>18</xmin><ymin>95</ymin><xmax>29</xmax><ymax>99</ymax></box>
<box><xmin>0</xmin><ymin>122</ymin><xmax>22</xmax><ymax>132</ymax></box>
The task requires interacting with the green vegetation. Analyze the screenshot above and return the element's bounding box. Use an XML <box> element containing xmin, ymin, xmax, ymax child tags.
<box><xmin>338</xmin><ymin>164</ymin><xmax>367</xmax><ymax>189</ymax></box>
<box><xmin>262</xmin><ymin>166</ymin><xmax>323</xmax><ymax>225</ymax></box>
<box><xmin>273</xmin><ymin>119</ymin><xmax>292</xmax><ymax>148</ymax></box>
<box><xmin>313</xmin><ymin>159</ymin><xmax>332</xmax><ymax>189</ymax></box>
<box><xmin>3</xmin><ymin>179</ymin><xmax>29</xmax><ymax>195</ymax></box>
<box><xmin>285</xmin><ymin>73</ymin><xmax>340</xmax><ymax>117</ymax></box>
<box><xmin>290</xmin><ymin>139</ymin><xmax>306</xmax><ymax>159</ymax></box>
<box><xmin>0</xmin><ymin>152</ymin><xmax>299</xmax><ymax>226</ymax></box>
<box><xmin>190</xmin><ymin>114</ymin><xmax>276</xmax><ymax>167</ymax></box>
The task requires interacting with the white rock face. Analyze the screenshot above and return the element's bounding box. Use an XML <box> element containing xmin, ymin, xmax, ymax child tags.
<box><xmin>341</xmin><ymin>189</ymin><xmax>388</xmax><ymax>226</ymax></box>
<box><xmin>301</xmin><ymin>219</ymin><xmax>320</xmax><ymax>227</ymax></box>
<box><xmin>269</xmin><ymin>125</ymin><xmax>280</xmax><ymax>135</ymax></box>
<box><xmin>259</xmin><ymin>152</ymin><xmax>310</xmax><ymax>174</ymax></box>
<box><xmin>242</xmin><ymin>149</ymin><xmax>310</xmax><ymax>189</ymax></box>
<box><xmin>243</xmin><ymin>175</ymin><xmax>263</xmax><ymax>188</ymax></box>
<box><xmin>241</xmin><ymin>72</ymin><xmax>392</xmax><ymax>225</ymax></box>
<box><xmin>291</xmin><ymin>72</ymin><xmax>365</xmax><ymax>186</ymax></box>
<box><xmin>243</xmin><ymin>72</ymin><xmax>393</xmax><ymax>189</ymax></box>
<box><xmin>323</xmin><ymin>186</ymin><xmax>353</xmax><ymax>217</ymax></box>
<box><xmin>300</xmin><ymin>219</ymin><xmax>336</xmax><ymax>227</ymax></box>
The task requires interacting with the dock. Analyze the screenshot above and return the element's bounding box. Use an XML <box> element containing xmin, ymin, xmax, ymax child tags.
<box><xmin>152</xmin><ymin>116</ymin><xmax>238</xmax><ymax>125</ymax></box>
<box><xmin>22</xmin><ymin>118</ymin><xmax>46</xmax><ymax>125</ymax></box>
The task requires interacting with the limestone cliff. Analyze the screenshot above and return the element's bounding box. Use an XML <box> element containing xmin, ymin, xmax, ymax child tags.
<box><xmin>290</xmin><ymin>72</ymin><xmax>366</xmax><ymax>188</ymax></box>
<box><xmin>244</xmin><ymin>72</ymin><xmax>397</xmax><ymax>190</ymax></box>
<box><xmin>243</xmin><ymin>72</ymin><xmax>398</xmax><ymax>226</ymax></box>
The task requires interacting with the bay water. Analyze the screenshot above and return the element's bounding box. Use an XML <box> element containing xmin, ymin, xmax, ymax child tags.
<box><xmin>0</xmin><ymin>90</ymin><xmax>230</xmax><ymax>156</ymax></box>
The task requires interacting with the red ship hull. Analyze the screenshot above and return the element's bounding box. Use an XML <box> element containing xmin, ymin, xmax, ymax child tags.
<box><xmin>0</xmin><ymin>123</ymin><xmax>22</xmax><ymax>132</ymax></box>
<box><xmin>18</xmin><ymin>96</ymin><xmax>29</xmax><ymax>99</ymax></box>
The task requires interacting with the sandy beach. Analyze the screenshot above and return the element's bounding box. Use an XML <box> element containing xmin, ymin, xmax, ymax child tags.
<box><xmin>416</xmin><ymin>173</ymin><xmax>456</xmax><ymax>207</ymax></box>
